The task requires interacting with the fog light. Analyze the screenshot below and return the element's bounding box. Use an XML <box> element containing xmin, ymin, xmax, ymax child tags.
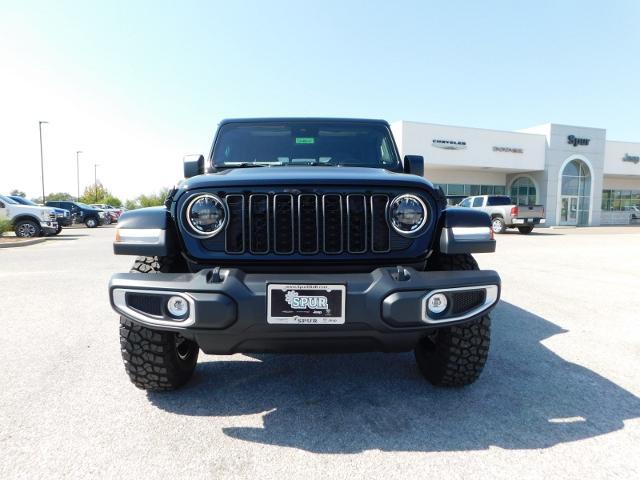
<box><xmin>427</xmin><ymin>293</ymin><xmax>448</xmax><ymax>315</ymax></box>
<box><xmin>167</xmin><ymin>296</ymin><xmax>189</xmax><ymax>318</ymax></box>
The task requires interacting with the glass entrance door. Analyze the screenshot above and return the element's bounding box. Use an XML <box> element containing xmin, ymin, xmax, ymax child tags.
<box><xmin>560</xmin><ymin>196</ymin><xmax>578</xmax><ymax>225</ymax></box>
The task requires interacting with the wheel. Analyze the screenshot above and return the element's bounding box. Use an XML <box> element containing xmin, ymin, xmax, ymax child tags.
<box><xmin>417</xmin><ymin>253</ymin><xmax>491</xmax><ymax>387</ymax></box>
<box><xmin>55</xmin><ymin>225</ymin><xmax>62</xmax><ymax>235</ymax></box>
<box><xmin>85</xmin><ymin>217</ymin><xmax>98</xmax><ymax>228</ymax></box>
<box><xmin>491</xmin><ymin>217</ymin><xmax>506</xmax><ymax>234</ymax></box>
<box><xmin>518</xmin><ymin>226</ymin><xmax>533</xmax><ymax>234</ymax></box>
<box><xmin>103</xmin><ymin>215</ymin><xmax>112</xmax><ymax>225</ymax></box>
<box><xmin>119</xmin><ymin>256</ymin><xmax>198</xmax><ymax>391</ymax></box>
<box><xmin>14</xmin><ymin>220</ymin><xmax>41</xmax><ymax>238</ymax></box>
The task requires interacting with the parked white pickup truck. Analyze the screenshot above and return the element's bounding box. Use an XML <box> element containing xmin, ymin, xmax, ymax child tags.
<box><xmin>0</xmin><ymin>194</ymin><xmax>58</xmax><ymax>237</ymax></box>
<box><xmin>458</xmin><ymin>195</ymin><xmax>545</xmax><ymax>234</ymax></box>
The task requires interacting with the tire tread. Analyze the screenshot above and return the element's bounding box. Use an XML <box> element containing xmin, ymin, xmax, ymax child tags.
<box><xmin>119</xmin><ymin>256</ymin><xmax>197</xmax><ymax>391</ymax></box>
<box><xmin>418</xmin><ymin>253</ymin><xmax>491</xmax><ymax>387</ymax></box>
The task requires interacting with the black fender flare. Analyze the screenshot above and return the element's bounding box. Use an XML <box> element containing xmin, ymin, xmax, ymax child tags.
<box><xmin>438</xmin><ymin>208</ymin><xmax>496</xmax><ymax>254</ymax></box>
<box><xmin>113</xmin><ymin>207</ymin><xmax>177</xmax><ymax>256</ymax></box>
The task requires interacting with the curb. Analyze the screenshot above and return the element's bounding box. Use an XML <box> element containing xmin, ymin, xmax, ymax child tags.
<box><xmin>0</xmin><ymin>237</ymin><xmax>48</xmax><ymax>249</ymax></box>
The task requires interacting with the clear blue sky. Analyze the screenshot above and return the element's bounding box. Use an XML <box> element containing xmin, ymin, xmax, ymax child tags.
<box><xmin>1</xmin><ymin>0</ymin><xmax>639</xmax><ymax>200</ymax></box>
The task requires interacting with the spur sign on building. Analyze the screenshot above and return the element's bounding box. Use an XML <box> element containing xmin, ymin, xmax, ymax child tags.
<box><xmin>567</xmin><ymin>135</ymin><xmax>591</xmax><ymax>147</ymax></box>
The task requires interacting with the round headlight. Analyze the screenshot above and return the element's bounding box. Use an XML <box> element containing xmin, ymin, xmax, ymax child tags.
<box><xmin>389</xmin><ymin>194</ymin><xmax>427</xmax><ymax>235</ymax></box>
<box><xmin>185</xmin><ymin>194</ymin><xmax>227</xmax><ymax>237</ymax></box>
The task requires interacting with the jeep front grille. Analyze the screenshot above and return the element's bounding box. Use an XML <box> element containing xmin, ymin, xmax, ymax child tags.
<box><xmin>222</xmin><ymin>193</ymin><xmax>392</xmax><ymax>255</ymax></box>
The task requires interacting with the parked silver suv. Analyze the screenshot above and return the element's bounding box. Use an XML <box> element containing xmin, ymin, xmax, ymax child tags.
<box><xmin>458</xmin><ymin>195</ymin><xmax>545</xmax><ymax>234</ymax></box>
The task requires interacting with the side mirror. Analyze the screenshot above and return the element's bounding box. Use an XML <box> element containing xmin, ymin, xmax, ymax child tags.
<box><xmin>183</xmin><ymin>154</ymin><xmax>205</xmax><ymax>178</ymax></box>
<box><xmin>403</xmin><ymin>155</ymin><xmax>424</xmax><ymax>177</ymax></box>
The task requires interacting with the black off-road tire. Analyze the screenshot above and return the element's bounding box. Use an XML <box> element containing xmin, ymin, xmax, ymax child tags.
<box><xmin>119</xmin><ymin>256</ymin><xmax>198</xmax><ymax>391</ymax></box>
<box><xmin>55</xmin><ymin>225</ymin><xmax>62</xmax><ymax>235</ymax></box>
<box><xmin>120</xmin><ymin>317</ymin><xmax>198</xmax><ymax>391</ymax></box>
<box><xmin>491</xmin><ymin>216</ymin><xmax>506</xmax><ymax>234</ymax></box>
<box><xmin>417</xmin><ymin>252</ymin><xmax>491</xmax><ymax>387</ymax></box>
<box><xmin>517</xmin><ymin>226</ymin><xmax>533</xmax><ymax>234</ymax></box>
<box><xmin>426</xmin><ymin>251</ymin><xmax>479</xmax><ymax>271</ymax></box>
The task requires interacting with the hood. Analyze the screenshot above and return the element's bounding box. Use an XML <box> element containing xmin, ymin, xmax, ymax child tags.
<box><xmin>8</xmin><ymin>204</ymin><xmax>55</xmax><ymax>216</ymax></box>
<box><xmin>180</xmin><ymin>166</ymin><xmax>434</xmax><ymax>190</ymax></box>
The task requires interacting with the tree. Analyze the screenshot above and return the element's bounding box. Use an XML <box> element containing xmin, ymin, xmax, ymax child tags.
<box><xmin>10</xmin><ymin>189</ymin><xmax>26</xmax><ymax>197</ymax></box>
<box><xmin>79</xmin><ymin>182</ymin><xmax>122</xmax><ymax>207</ymax></box>
<box><xmin>123</xmin><ymin>188</ymin><xmax>170</xmax><ymax>210</ymax></box>
<box><xmin>124</xmin><ymin>199</ymin><xmax>138</xmax><ymax>211</ymax></box>
<box><xmin>31</xmin><ymin>192</ymin><xmax>74</xmax><ymax>203</ymax></box>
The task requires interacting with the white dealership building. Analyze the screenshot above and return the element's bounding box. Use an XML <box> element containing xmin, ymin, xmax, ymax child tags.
<box><xmin>391</xmin><ymin>121</ymin><xmax>640</xmax><ymax>226</ymax></box>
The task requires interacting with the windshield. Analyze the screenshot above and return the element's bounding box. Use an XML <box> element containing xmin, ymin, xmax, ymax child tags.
<box><xmin>0</xmin><ymin>194</ymin><xmax>18</xmax><ymax>205</ymax></box>
<box><xmin>11</xmin><ymin>196</ymin><xmax>36</xmax><ymax>206</ymax></box>
<box><xmin>212</xmin><ymin>121</ymin><xmax>400</xmax><ymax>169</ymax></box>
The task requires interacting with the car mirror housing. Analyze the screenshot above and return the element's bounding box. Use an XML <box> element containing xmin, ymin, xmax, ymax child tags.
<box><xmin>403</xmin><ymin>155</ymin><xmax>424</xmax><ymax>177</ymax></box>
<box><xmin>183</xmin><ymin>154</ymin><xmax>205</xmax><ymax>178</ymax></box>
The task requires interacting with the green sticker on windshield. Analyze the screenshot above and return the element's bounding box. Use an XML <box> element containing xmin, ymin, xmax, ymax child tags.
<box><xmin>295</xmin><ymin>137</ymin><xmax>315</xmax><ymax>144</ymax></box>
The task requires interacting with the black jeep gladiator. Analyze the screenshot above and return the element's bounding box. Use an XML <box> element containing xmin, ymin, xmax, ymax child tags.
<box><xmin>109</xmin><ymin>118</ymin><xmax>500</xmax><ymax>391</ymax></box>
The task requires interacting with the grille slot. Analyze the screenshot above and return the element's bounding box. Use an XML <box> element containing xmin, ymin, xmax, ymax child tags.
<box><xmin>298</xmin><ymin>194</ymin><xmax>319</xmax><ymax>253</ymax></box>
<box><xmin>249</xmin><ymin>194</ymin><xmax>269</xmax><ymax>253</ymax></box>
<box><xmin>322</xmin><ymin>194</ymin><xmax>343</xmax><ymax>253</ymax></box>
<box><xmin>347</xmin><ymin>194</ymin><xmax>367</xmax><ymax>253</ymax></box>
<box><xmin>274</xmin><ymin>194</ymin><xmax>294</xmax><ymax>254</ymax></box>
<box><xmin>371</xmin><ymin>194</ymin><xmax>390</xmax><ymax>252</ymax></box>
<box><xmin>225</xmin><ymin>194</ymin><xmax>245</xmax><ymax>253</ymax></box>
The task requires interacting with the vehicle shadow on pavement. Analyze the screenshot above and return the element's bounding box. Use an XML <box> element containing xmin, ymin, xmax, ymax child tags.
<box><xmin>148</xmin><ymin>302</ymin><xmax>640</xmax><ymax>453</ymax></box>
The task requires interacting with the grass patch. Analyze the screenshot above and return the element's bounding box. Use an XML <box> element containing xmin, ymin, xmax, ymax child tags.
<box><xmin>0</xmin><ymin>219</ymin><xmax>12</xmax><ymax>236</ymax></box>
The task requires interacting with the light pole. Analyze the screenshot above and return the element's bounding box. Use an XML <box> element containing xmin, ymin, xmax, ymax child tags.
<box><xmin>94</xmin><ymin>164</ymin><xmax>100</xmax><ymax>203</ymax></box>
<box><xmin>39</xmin><ymin>121</ymin><xmax>48</xmax><ymax>203</ymax></box>
<box><xmin>76</xmin><ymin>151</ymin><xmax>83</xmax><ymax>201</ymax></box>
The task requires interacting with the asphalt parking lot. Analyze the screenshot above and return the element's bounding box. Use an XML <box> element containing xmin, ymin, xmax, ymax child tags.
<box><xmin>1</xmin><ymin>226</ymin><xmax>639</xmax><ymax>479</ymax></box>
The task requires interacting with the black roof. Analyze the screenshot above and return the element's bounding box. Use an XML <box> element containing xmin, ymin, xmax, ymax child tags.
<box><xmin>219</xmin><ymin>117</ymin><xmax>390</xmax><ymax>126</ymax></box>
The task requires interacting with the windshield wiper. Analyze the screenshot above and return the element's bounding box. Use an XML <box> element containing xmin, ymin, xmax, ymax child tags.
<box><xmin>217</xmin><ymin>162</ymin><xmax>269</xmax><ymax>168</ymax></box>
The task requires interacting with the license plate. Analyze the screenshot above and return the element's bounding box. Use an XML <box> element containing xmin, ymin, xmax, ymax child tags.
<box><xmin>267</xmin><ymin>284</ymin><xmax>346</xmax><ymax>324</ymax></box>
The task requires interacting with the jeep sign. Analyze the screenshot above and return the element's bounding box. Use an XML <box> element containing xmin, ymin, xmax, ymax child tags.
<box><xmin>623</xmin><ymin>153</ymin><xmax>640</xmax><ymax>164</ymax></box>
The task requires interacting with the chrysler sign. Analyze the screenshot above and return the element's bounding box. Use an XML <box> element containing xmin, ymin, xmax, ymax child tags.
<box><xmin>432</xmin><ymin>139</ymin><xmax>466</xmax><ymax>150</ymax></box>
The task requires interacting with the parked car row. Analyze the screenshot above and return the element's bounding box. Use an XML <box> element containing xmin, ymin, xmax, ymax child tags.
<box><xmin>0</xmin><ymin>194</ymin><xmax>125</xmax><ymax>237</ymax></box>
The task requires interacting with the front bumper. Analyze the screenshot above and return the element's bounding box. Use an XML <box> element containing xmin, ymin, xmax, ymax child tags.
<box><xmin>109</xmin><ymin>267</ymin><xmax>501</xmax><ymax>354</ymax></box>
<box><xmin>40</xmin><ymin>221</ymin><xmax>58</xmax><ymax>234</ymax></box>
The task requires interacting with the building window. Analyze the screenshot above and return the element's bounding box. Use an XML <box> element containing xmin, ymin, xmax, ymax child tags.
<box><xmin>601</xmin><ymin>189</ymin><xmax>640</xmax><ymax>211</ymax></box>
<box><xmin>510</xmin><ymin>177</ymin><xmax>537</xmax><ymax>206</ymax></box>
<box><xmin>437</xmin><ymin>184</ymin><xmax>507</xmax><ymax>205</ymax></box>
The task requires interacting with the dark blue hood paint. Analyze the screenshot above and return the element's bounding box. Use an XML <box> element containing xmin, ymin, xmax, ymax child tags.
<box><xmin>179</xmin><ymin>167</ymin><xmax>435</xmax><ymax>191</ymax></box>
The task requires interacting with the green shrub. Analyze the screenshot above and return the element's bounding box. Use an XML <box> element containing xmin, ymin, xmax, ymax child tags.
<box><xmin>0</xmin><ymin>219</ymin><xmax>12</xmax><ymax>236</ymax></box>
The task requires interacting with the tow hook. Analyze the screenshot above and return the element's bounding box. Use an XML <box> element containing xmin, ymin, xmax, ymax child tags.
<box><xmin>394</xmin><ymin>266</ymin><xmax>411</xmax><ymax>282</ymax></box>
<box><xmin>206</xmin><ymin>267</ymin><xmax>223</xmax><ymax>283</ymax></box>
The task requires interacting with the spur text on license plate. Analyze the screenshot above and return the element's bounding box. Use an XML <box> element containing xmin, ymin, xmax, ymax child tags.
<box><xmin>267</xmin><ymin>284</ymin><xmax>346</xmax><ymax>324</ymax></box>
